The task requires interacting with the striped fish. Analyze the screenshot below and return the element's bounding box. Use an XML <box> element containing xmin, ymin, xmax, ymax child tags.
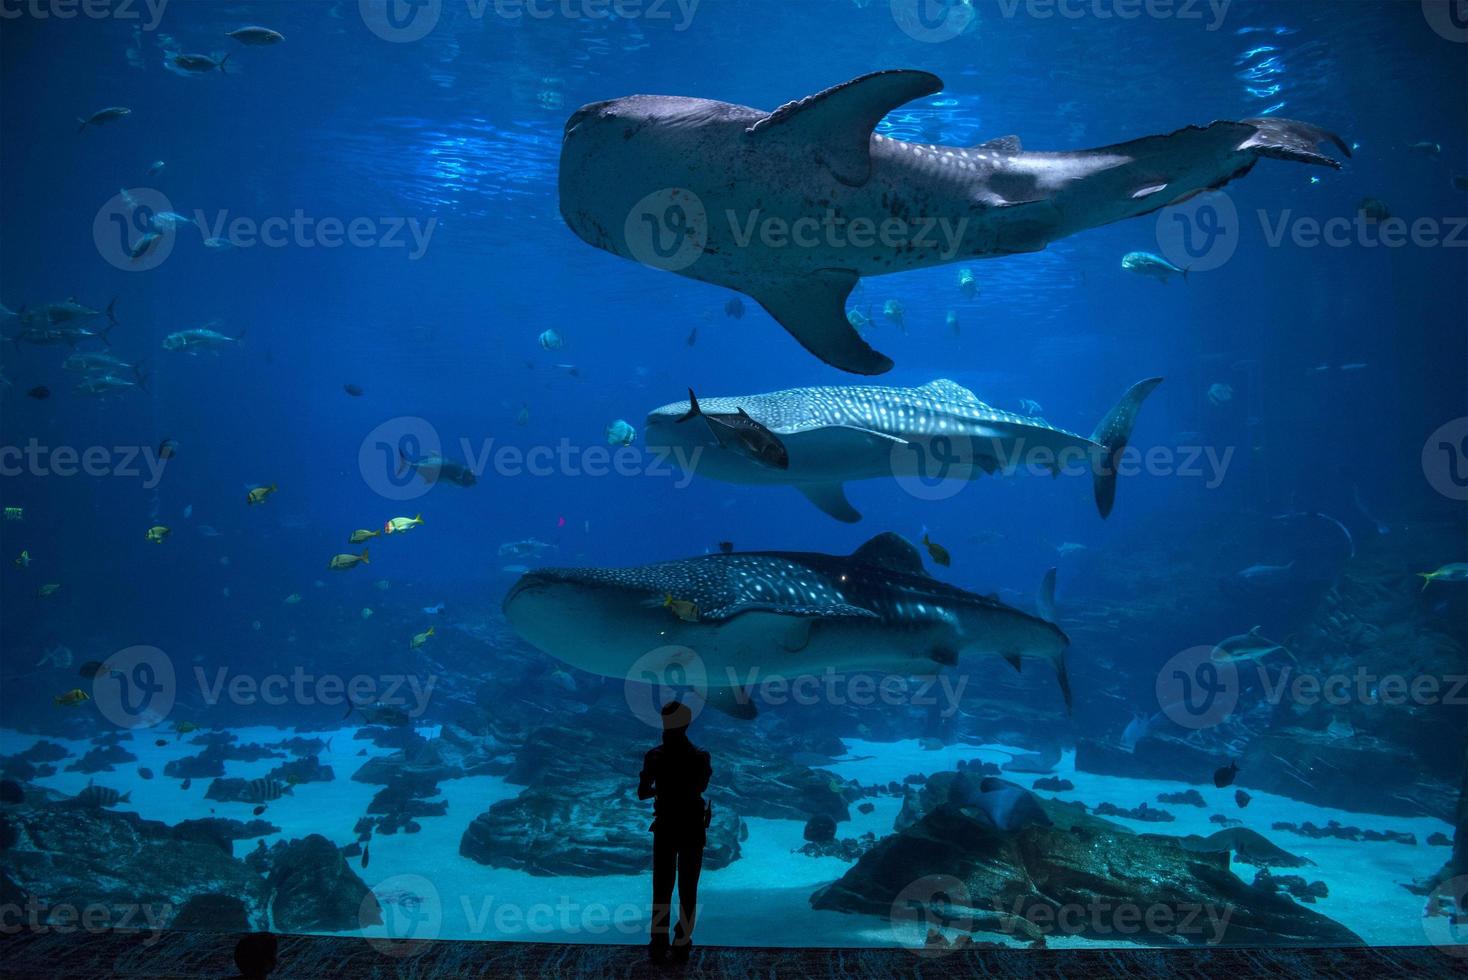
<box><xmin>246</xmin><ymin>778</ymin><xmax>290</xmax><ymax>804</ymax></box>
<box><xmin>76</xmin><ymin>781</ymin><xmax>131</xmax><ymax>808</ymax></box>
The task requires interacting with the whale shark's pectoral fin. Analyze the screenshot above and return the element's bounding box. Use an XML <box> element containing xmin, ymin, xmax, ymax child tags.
<box><xmin>749</xmin><ymin>269</ymin><xmax>893</xmax><ymax>375</ymax></box>
<box><xmin>747</xmin><ymin>69</ymin><xmax>943</xmax><ymax>187</ymax></box>
<box><xmin>795</xmin><ymin>481</ymin><xmax>862</xmax><ymax>523</ymax></box>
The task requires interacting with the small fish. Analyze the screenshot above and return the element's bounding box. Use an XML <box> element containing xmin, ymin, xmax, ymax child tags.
<box><xmin>361</xmin><ymin>608</ymin><xmax>374</xmax><ymax>620</ymax></box>
<box><xmin>724</xmin><ymin>296</ymin><xmax>744</xmax><ymax>319</ymax></box>
<box><xmin>158</xmin><ymin>438</ymin><xmax>179</xmax><ymax>459</ymax></box>
<box><xmin>203</xmin><ymin>237</ymin><xmax>235</xmax><ymax>250</ymax></box>
<box><xmin>676</xmin><ymin>389</ymin><xmax>789</xmax><ymax>470</ymax></box>
<box><xmin>246</xmin><ymin>778</ymin><xmax>288</xmax><ymax>803</ymax></box>
<box><xmin>246</xmin><ymin>484</ymin><xmax>278</xmax><ymax>506</ymax></box>
<box><xmin>173</xmin><ymin>52</ymin><xmax>230</xmax><ymax>74</ymax></box>
<box><xmin>154</xmin><ymin>738</ymin><xmax>167</xmax><ymax>747</ymax></box>
<box><xmin>663</xmin><ymin>595</ymin><xmax>699</xmax><ymax>622</ymax></box>
<box><xmin>1407</xmin><ymin>140</ymin><xmax>1441</xmax><ymax>157</ymax></box>
<box><xmin>1357</xmin><ymin>197</ymin><xmax>1391</xmax><ymax>223</ymax></box>
<box><xmin>1017</xmin><ymin>398</ymin><xmax>1044</xmax><ymax>417</ymax></box>
<box><xmin>846</xmin><ymin>307</ymin><xmax>871</xmax><ymax>332</ymax></box>
<box><xmin>349</xmin><ymin>529</ymin><xmax>380</xmax><ymax>544</ymax></box>
<box><xmin>410</xmin><ymin>626</ymin><xmax>435</xmax><ymax>650</ymax></box>
<box><xmin>54</xmin><ymin>688</ymin><xmax>89</xmax><ymax>706</ymax></box>
<box><xmin>362</xmin><ymin>843</ymin><xmax>371</xmax><ymax>868</ymax></box>
<box><xmin>147</xmin><ymin>160</ymin><xmax>166</xmax><ymax>177</ymax></box>
<box><xmin>958</xmin><ymin>267</ymin><xmax>978</xmax><ymax>298</ymax></box>
<box><xmin>1419</xmin><ymin>562</ymin><xmax>1468</xmax><ymax>590</ymax></box>
<box><xmin>25</xmin><ymin>386</ymin><xmax>49</xmax><ymax>400</ymax></box>
<box><xmin>538</xmin><ymin>328</ymin><xmax>563</xmax><ymax>351</ymax></box>
<box><xmin>329</xmin><ymin>549</ymin><xmax>370</xmax><ymax>571</ymax></box>
<box><xmin>383</xmin><ymin>514</ymin><xmax>423</xmax><ymax>535</ymax></box>
<box><xmin>182</xmin><ymin>504</ymin><xmax>193</xmax><ymax>519</ymax></box>
<box><xmin>1235</xmin><ymin>789</ymin><xmax>1252</xmax><ymax>808</ymax></box>
<box><xmin>78</xmin><ymin>660</ymin><xmax>109</xmax><ymax>679</ymax></box>
<box><xmin>77</xmin><ymin>106</ymin><xmax>131</xmax><ymax>133</ymax></box>
<box><xmin>685</xmin><ymin>327</ymin><xmax>697</xmax><ymax>347</ymax></box>
<box><xmin>145</xmin><ymin>525</ymin><xmax>171</xmax><ymax>544</ymax></box>
<box><xmin>38</xmin><ymin>583</ymin><xmax>61</xmax><ymax>597</ymax></box>
<box><xmin>881</xmin><ymin>299</ymin><xmax>905</xmax><ymax>333</ymax></box>
<box><xmin>138</xmin><ymin>767</ymin><xmax>154</xmax><ymax>780</ymax></box>
<box><xmin>181</xmin><ymin>778</ymin><xmax>192</xmax><ymax>790</ymax></box>
<box><xmin>606</xmin><ymin>419</ymin><xmax>636</xmax><ymax>447</ymax></box>
<box><xmin>515</xmin><ymin>404</ymin><xmax>530</xmax><ymax>427</ymax></box>
<box><xmin>1122</xmin><ymin>250</ymin><xmax>1188</xmax><ymax>283</ymax></box>
<box><xmin>128</xmin><ymin>232</ymin><xmax>162</xmax><ymax>262</ymax></box>
<box><xmin>423</xmin><ymin>602</ymin><xmax>445</xmax><ymax>615</ymax></box>
<box><xmin>1213</xmin><ymin>761</ymin><xmax>1239</xmax><ymax>788</ymax></box>
<box><xmin>253</xmin><ymin>804</ymin><xmax>267</xmax><ymax>815</ymax></box>
<box><xmin>921</xmin><ymin>533</ymin><xmax>951</xmax><ymax>567</ymax></box>
<box><xmin>13</xmin><ymin>550</ymin><xmax>29</xmax><ymax>568</ymax></box>
<box><xmin>3</xmin><ymin>507</ymin><xmax>22</xmax><ymax>521</ymax></box>
<box><xmin>344</xmin><ymin>383</ymin><xmax>364</xmax><ymax>397</ymax></box>
<box><xmin>945</xmin><ymin>310</ymin><xmax>959</xmax><ymax>336</ymax></box>
<box><xmin>718</xmin><ymin>541</ymin><xmax>734</xmax><ymax>555</ymax></box>
<box><xmin>164</xmin><ymin>324</ymin><xmax>245</xmax><ymax>353</ymax></box>
<box><xmin>76</xmin><ymin>781</ymin><xmax>130</xmax><ymax>807</ymax></box>
<box><xmin>1207</xmin><ymin>382</ymin><xmax>1233</xmax><ymax>407</ymax></box>
<box><xmin>227</xmin><ymin>26</ymin><xmax>284</xmax><ymax>45</ymax></box>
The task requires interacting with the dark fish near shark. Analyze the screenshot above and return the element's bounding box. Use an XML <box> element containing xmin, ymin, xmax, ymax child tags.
<box><xmin>503</xmin><ymin>532</ymin><xmax>1071</xmax><ymax>718</ymax></box>
<box><xmin>559</xmin><ymin>69</ymin><xmax>1349</xmax><ymax>374</ymax></box>
<box><xmin>399</xmin><ymin>451</ymin><xmax>477</xmax><ymax>487</ymax></box>
<box><xmin>676</xmin><ymin>388</ymin><xmax>789</xmax><ymax>470</ymax></box>
<box><xmin>645</xmin><ymin>377</ymin><xmax>1161</xmax><ymax>522</ymax></box>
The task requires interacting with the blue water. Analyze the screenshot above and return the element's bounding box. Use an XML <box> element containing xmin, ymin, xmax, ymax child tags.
<box><xmin>1</xmin><ymin>0</ymin><xmax>1465</xmax><ymax>951</ymax></box>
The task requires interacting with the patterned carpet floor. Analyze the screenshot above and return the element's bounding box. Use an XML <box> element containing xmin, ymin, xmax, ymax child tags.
<box><xmin>2</xmin><ymin>931</ymin><xmax>1467</xmax><ymax>979</ymax></box>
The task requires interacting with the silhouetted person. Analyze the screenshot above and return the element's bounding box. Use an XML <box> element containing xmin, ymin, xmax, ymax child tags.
<box><xmin>230</xmin><ymin>932</ymin><xmax>277</xmax><ymax>979</ymax></box>
<box><xmin>638</xmin><ymin>701</ymin><xmax>712</xmax><ymax>963</ymax></box>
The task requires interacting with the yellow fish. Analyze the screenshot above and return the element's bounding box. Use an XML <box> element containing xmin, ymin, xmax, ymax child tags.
<box><xmin>328</xmin><ymin>548</ymin><xmax>370</xmax><ymax>571</ymax></box>
<box><xmin>410</xmin><ymin>626</ymin><xmax>435</xmax><ymax>649</ymax></box>
<box><xmin>663</xmin><ymin>595</ymin><xmax>699</xmax><ymax>623</ymax></box>
<box><xmin>383</xmin><ymin>513</ymin><xmax>423</xmax><ymax>535</ymax></box>
<box><xmin>921</xmin><ymin>533</ymin><xmax>951</xmax><ymax>567</ymax></box>
<box><xmin>3</xmin><ymin>507</ymin><xmax>22</xmax><ymax>521</ymax></box>
<box><xmin>1419</xmin><ymin>563</ymin><xmax>1468</xmax><ymax>590</ymax></box>
<box><xmin>54</xmin><ymin>688</ymin><xmax>90</xmax><ymax>707</ymax></box>
<box><xmin>348</xmin><ymin>529</ymin><xmax>380</xmax><ymax>544</ymax></box>
<box><xmin>14</xmin><ymin>550</ymin><xmax>29</xmax><ymax>568</ymax></box>
<box><xmin>246</xmin><ymin>483</ymin><xmax>278</xmax><ymax>506</ymax></box>
<box><xmin>38</xmin><ymin>583</ymin><xmax>61</xmax><ymax>597</ymax></box>
<box><xmin>146</xmin><ymin>525</ymin><xmax>171</xmax><ymax>544</ymax></box>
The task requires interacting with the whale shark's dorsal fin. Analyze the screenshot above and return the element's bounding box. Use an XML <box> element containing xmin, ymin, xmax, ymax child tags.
<box><xmin>916</xmin><ymin>379</ymin><xmax>980</xmax><ymax>404</ymax></box>
<box><xmin>746</xmin><ymin>69</ymin><xmax>943</xmax><ymax>187</ymax></box>
<box><xmin>975</xmin><ymin>135</ymin><xmax>1022</xmax><ymax>155</ymax></box>
<box><xmin>751</xmin><ymin>269</ymin><xmax>893</xmax><ymax>376</ymax></box>
<box><xmin>851</xmin><ymin>532</ymin><xmax>928</xmax><ymax>577</ymax></box>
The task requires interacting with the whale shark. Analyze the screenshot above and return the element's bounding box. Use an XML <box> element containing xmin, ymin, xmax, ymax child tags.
<box><xmin>644</xmin><ymin>377</ymin><xmax>1162</xmax><ymax>522</ymax></box>
<box><xmin>503</xmin><ymin>532</ymin><xmax>1070</xmax><ymax>718</ymax></box>
<box><xmin>559</xmin><ymin>69</ymin><xmax>1348</xmax><ymax>374</ymax></box>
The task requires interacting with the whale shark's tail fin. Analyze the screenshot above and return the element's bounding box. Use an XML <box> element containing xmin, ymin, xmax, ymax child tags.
<box><xmin>1089</xmin><ymin>377</ymin><xmax>1164</xmax><ymax>519</ymax></box>
<box><xmin>1238</xmin><ymin>117</ymin><xmax>1352</xmax><ymax>170</ymax></box>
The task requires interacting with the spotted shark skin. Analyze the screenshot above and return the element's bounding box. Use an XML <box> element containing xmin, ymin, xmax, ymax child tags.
<box><xmin>559</xmin><ymin>69</ymin><xmax>1349</xmax><ymax>374</ymax></box>
<box><xmin>503</xmin><ymin>533</ymin><xmax>1070</xmax><ymax>718</ymax></box>
<box><xmin>645</xmin><ymin>377</ymin><xmax>1162</xmax><ymax>522</ymax></box>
